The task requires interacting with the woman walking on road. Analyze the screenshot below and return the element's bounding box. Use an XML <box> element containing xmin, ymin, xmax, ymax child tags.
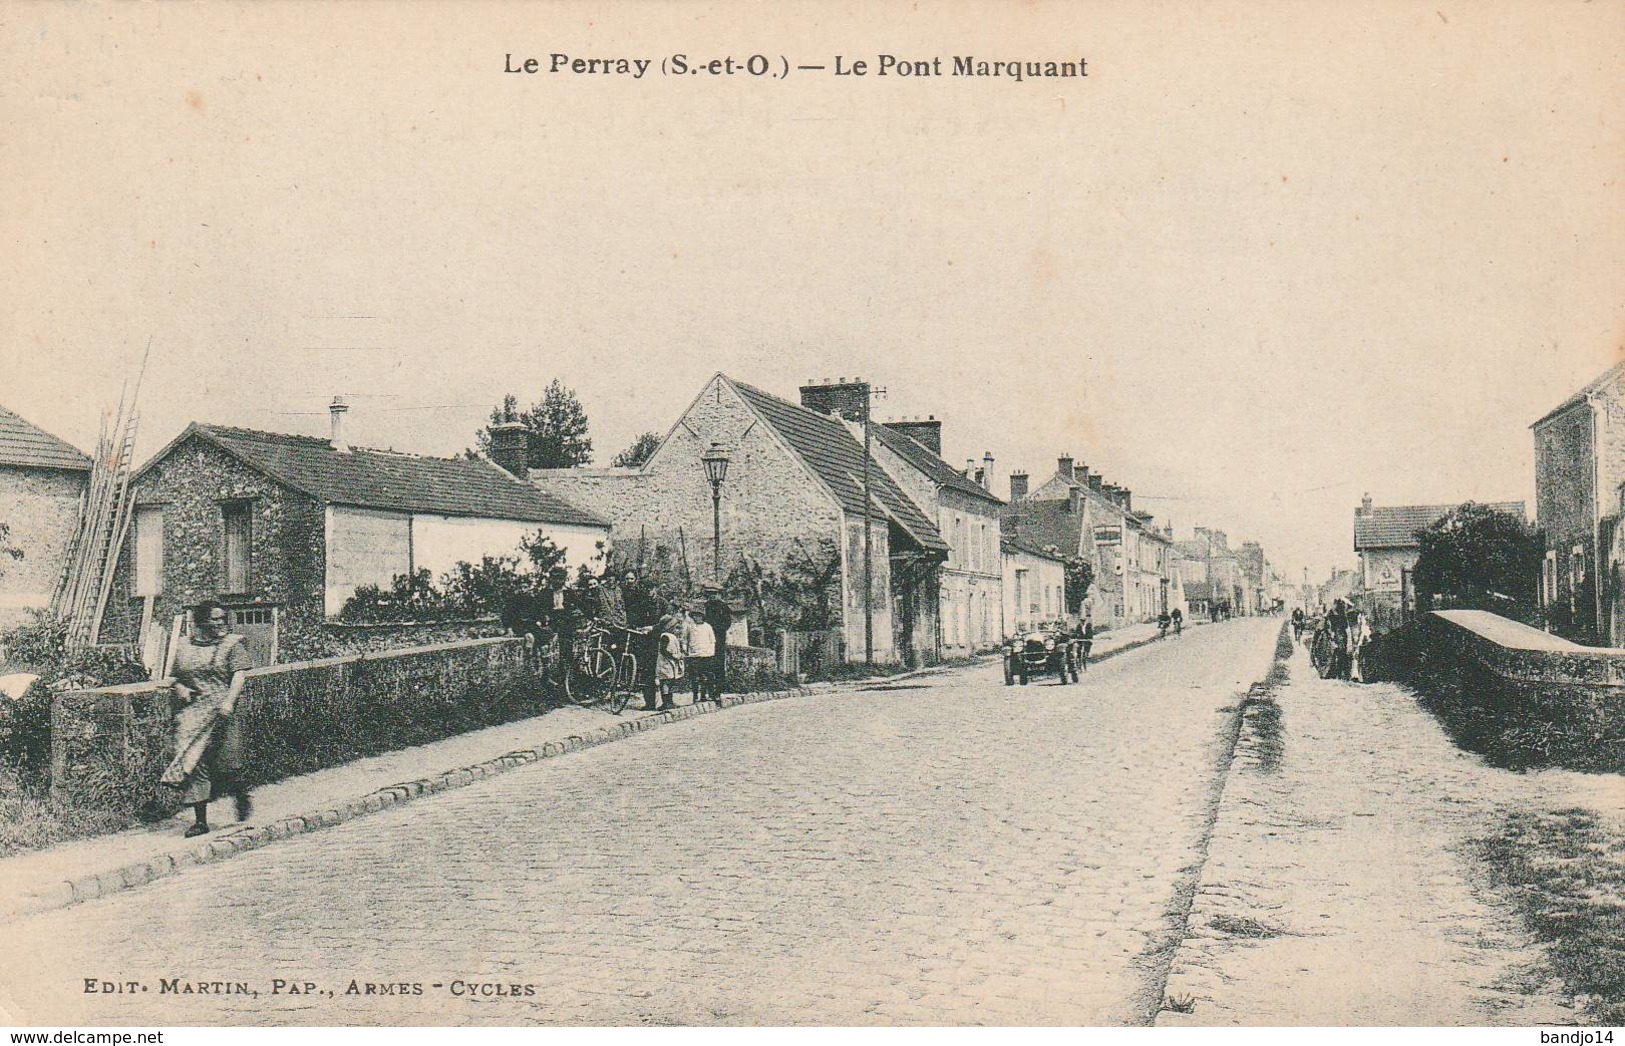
<box><xmin>162</xmin><ymin>600</ymin><xmax>255</xmax><ymax>837</ymax></box>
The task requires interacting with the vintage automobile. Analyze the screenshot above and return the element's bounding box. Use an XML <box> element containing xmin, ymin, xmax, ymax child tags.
<box><xmin>1002</xmin><ymin>626</ymin><xmax>1082</xmax><ymax>685</ymax></box>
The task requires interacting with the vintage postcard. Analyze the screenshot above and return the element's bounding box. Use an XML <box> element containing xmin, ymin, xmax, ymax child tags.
<box><xmin>1</xmin><ymin>0</ymin><xmax>1623</xmax><ymax>1031</ymax></box>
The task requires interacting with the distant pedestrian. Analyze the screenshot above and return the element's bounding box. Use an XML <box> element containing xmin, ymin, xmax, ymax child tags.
<box><xmin>162</xmin><ymin>600</ymin><xmax>255</xmax><ymax>837</ymax></box>
<box><xmin>1158</xmin><ymin>611</ymin><xmax>1171</xmax><ymax>638</ymax></box>
<box><xmin>1171</xmin><ymin>607</ymin><xmax>1183</xmax><ymax>635</ymax></box>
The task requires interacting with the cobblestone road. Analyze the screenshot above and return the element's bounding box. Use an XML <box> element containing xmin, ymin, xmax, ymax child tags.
<box><xmin>0</xmin><ymin>621</ymin><xmax>1279</xmax><ymax>1026</ymax></box>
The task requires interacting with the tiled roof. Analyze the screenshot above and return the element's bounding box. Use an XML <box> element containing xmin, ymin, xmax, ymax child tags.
<box><xmin>1002</xmin><ymin>536</ymin><xmax>1068</xmax><ymax>563</ymax></box>
<box><xmin>1352</xmin><ymin>501</ymin><xmax>1526</xmax><ymax>551</ymax></box>
<box><xmin>143</xmin><ymin>423</ymin><xmax>609</xmax><ymax>527</ymax></box>
<box><xmin>0</xmin><ymin>405</ymin><xmax>90</xmax><ymax>471</ymax></box>
<box><xmin>726</xmin><ymin>379</ymin><xmax>947</xmax><ymax>554</ymax></box>
<box><xmin>871</xmin><ymin>424</ymin><xmax>1004</xmax><ymax>507</ymax></box>
<box><xmin>1000</xmin><ymin>500</ymin><xmax>1083</xmax><ymax>560</ymax></box>
<box><xmin>1531</xmin><ymin>362</ymin><xmax>1625</xmax><ymax>429</ymax></box>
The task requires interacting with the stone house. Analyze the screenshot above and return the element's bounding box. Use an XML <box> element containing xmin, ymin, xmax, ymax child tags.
<box><xmin>872</xmin><ymin>419</ymin><xmax>1004</xmax><ymax>657</ymax></box>
<box><xmin>1353</xmin><ymin>496</ymin><xmax>1527</xmax><ymax>633</ymax></box>
<box><xmin>1174</xmin><ymin>529</ymin><xmax>1246</xmax><ymax>619</ymax></box>
<box><xmin>531</xmin><ymin>374</ymin><xmax>949</xmax><ymax>666</ymax></box>
<box><xmin>1000</xmin><ymin>536</ymin><xmax>1068</xmax><ymax>637</ymax></box>
<box><xmin>1004</xmin><ymin>456</ymin><xmax>1175</xmax><ymax>627</ymax></box>
<box><xmin>1532</xmin><ymin>362</ymin><xmax>1625</xmax><ymax>645</ymax></box>
<box><xmin>103</xmin><ymin>403</ymin><xmax>608</xmax><ymax>663</ymax></box>
<box><xmin>0</xmin><ymin>406</ymin><xmax>90</xmax><ymax>629</ymax></box>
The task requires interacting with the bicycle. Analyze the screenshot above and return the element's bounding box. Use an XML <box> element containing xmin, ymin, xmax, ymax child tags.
<box><xmin>567</xmin><ymin>621</ymin><xmax>642</xmax><ymax>714</ymax></box>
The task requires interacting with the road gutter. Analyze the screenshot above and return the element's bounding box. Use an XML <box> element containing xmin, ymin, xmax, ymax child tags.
<box><xmin>1134</xmin><ymin>621</ymin><xmax>1294</xmax><ymax>1025</ymax></box>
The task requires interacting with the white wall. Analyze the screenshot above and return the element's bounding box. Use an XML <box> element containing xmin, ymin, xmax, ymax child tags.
<box><xmin>325</xmin><ymin>507</ymin><xmax>411</xmax><ymax>616</ymax></box>
<box><xmin>324</xmin><ymin>508</ymin><xmax>611</xmax><ymax>617</ymax></box>
<box><xmin>410</xmin><ymin>515</ymin><xmax>607</xmax><ymax>579</ymax></box>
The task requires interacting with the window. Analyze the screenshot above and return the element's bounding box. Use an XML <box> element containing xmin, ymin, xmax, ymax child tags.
<box><xmin>134</xmin><ymin>505</ymin><xmax>164</xmax><ymax>596</ymax></box>
<box><xmin>222</xmin><ymin>501</ymin><xmax>253</xmax><ymax>594</ymax></box>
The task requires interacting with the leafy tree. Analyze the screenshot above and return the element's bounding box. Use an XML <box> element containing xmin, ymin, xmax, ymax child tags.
<box><xmin>611</xmin><ymin>431</ymin><xmax>662</xmax><ymax>468</ymax></box>
<box><xmin>1063</xmin><ymin>554</ymin><xmax>1094</xmax><ymax>615</ymax></box>
<box><xmin>476</xmin><ymin>381</ymin><xmax>593</xmax><ymax>469</ymax></box>
<box><xmin>1412</xmin><ymin>502</ymin><xmax>1542</xmax><ymax>621</ymax></box>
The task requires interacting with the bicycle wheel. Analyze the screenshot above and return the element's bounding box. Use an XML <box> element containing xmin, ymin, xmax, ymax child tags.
<box><xmin>609</xmin><ymin>652</ymin><xmax>639</xmax><ymax>714</ymax></box>
<box><xmin>588</xmin><ymin>647</ymin><xmax>621</xmax><ymax>709</ymax></box>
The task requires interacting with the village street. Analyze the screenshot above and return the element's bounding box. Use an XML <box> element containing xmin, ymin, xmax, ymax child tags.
<box><xmin>0</xmin><ymin>621</ymin><xmax>1280</xmax><ymax>1026</ymax></box>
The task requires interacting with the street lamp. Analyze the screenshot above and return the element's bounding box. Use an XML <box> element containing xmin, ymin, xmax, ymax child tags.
<box><xmin>701</xmin><ymin>441</ymin><xmax>732</xmax><ymax>583</ymax></box>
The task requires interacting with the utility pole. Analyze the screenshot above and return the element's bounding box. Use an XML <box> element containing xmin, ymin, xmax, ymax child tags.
<box><xmin>861</xmin><ymin>381</ymin><xmax>886</xmax><ymax>666</ymax></box>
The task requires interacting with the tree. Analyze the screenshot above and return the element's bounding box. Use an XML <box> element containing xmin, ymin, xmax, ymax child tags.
<box><xmin>611</xmin><ymin>431</ymin><xmax>662</xmax><ymax>468</ymax></box>
<box><xmin>476</xmin><ymin>381</ymin><xmax>593</xmax><ymax>469</ymax></box>
<box><xmin>1062</xmin><ymin>554</ymin><xmax>1094</xmax><ymax>615</ymax></box>
<box><xmin>1412</xmin><ymin>502</ymin><xmax>1542</xmax><ymax>621</ymax></box>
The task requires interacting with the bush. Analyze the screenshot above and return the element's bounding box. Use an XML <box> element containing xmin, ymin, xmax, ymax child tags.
<box><xmin>0</xmin><ymin>644</ymin><xmax>147</xmax><ymax>791</ymax></box>
<box><xmin>0</xmin><ymin>613</ymin><xmax>68</xmax><ymax>669</ymax></box>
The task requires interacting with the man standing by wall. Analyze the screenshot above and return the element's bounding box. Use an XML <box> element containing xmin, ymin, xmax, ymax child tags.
<box><xmin>703</xmin><ymin>583</ymin><xmax>733</xmax><ymax>695</ymax></box>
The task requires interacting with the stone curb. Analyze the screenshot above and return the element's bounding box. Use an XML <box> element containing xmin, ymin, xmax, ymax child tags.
<box><xmin>11</xmin><ymin>628</ymin><xmax>1185</xmax><ymax>922</ymax></box>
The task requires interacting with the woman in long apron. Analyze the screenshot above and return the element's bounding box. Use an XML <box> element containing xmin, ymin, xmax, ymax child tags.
<box><xmin>162</xmin><ymin>600</ymin><xmax>255</xmax><ymax>837</ymax></box>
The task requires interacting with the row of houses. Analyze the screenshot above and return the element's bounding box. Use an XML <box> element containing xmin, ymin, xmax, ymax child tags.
<box><xmin>1349</xmin><ymin>361</ymin><xmax>1625</xmax><ymax>647</ymax></box>
<box><xmin>1</xmin><ymin>372</ymin><xmax>1288</xmax><ymax>668</ymax></box>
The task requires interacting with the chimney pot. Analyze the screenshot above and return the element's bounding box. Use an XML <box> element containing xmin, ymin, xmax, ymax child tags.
<box><xmin>1058</xmin><ymin>454</ymin><xmax>1075</xmax><ymax>482</ymax></box>
<box><xmin>328</xmin><ymin>396</ymin><xmax>351</xmax><ymax>453</ymax></box>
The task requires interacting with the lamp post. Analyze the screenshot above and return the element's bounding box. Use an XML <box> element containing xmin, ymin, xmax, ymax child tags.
<box><xmin>701</xmin><ymin>441</ymin><xmax>731</xmax><ymax>583</ymax></box>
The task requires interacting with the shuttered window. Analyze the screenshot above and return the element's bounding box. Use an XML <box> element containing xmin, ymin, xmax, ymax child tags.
<box><xmin>222</xmin><ymin>501</ymin><xmax>252</xmax><ymax>594</ymax></box>
<box><xmin>134</xmin><ymin>506</ymin><xmax>164</xmax><ymax>596</ymax></box>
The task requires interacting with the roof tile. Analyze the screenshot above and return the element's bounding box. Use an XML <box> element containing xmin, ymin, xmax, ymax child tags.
<box><xmin>0</xmin><ymin>406</ymin><xmax>90</xmax><ymax>471</ymax></box>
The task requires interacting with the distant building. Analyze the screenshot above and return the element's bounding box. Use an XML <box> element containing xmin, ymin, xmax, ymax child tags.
<box><xmin>1174</xmin><ymin>528</ymin><xmax>1244</xmax><ymax>619</ymax></box>
<box><xmin>1532</xmin><ymin>362</ymin><xmax>1625</xmax><ymax>644</ymax></box>
<box><xmin>1352</xmin><ymin>495</ymin><xmax>1528</xmax><ymax>632</ymax></box>
<box><xmin>1005</xmin><ymin>455</ymin><xmax>1174</xmax><ymax>627</ymax></box>
<box><xmin>872</xmin><ymin>420</ymin><xmax>1004</xmax><ymax>657</ymax></box>
<box><xmin>105</xmin><ymin>404</ymin><xmax>608</xmax><ymax>662</ymax></box>
<box><xmin>0</xmin><ymin>406</ymin><xmax>91</xmax><ymax>629</ymax></box>
<box><xmin>533</xmin><ymin>374</ymin><xmax>949</xmax><ymax>666</ymax></box>
<box><xmin>1000</xmin><ymin>536</ymin><xmax>1068</xmax><ymax>636</ymax></box>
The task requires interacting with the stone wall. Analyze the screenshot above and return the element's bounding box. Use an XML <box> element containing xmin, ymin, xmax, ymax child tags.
<box><xmin>0</xmin><ymin>467</ymin><xmax>85</xmax><ymax>630</ymax></box>
<box><xmin>52</xmin><ymin>636</ymin><xmax>530</xmax><ymax>809</ymax></box>
<box><xmin>1534</xmin><ymin>401</ymin><xmax>1597</xmax><ymax>638</ymax></box>
<box><xmin>1386</xmin><ymin>609</ymin><xmax>1625</xmax><ymax>771</ymax></box>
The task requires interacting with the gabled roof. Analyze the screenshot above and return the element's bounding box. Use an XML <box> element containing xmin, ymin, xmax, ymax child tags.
<box><xmin>0</xmin><ymin>405</ymin><xmax>90</xmax><ymax>471</ymax></box>
<box><xmin>138</xmin><ymin>423</ymin><xmax>609</xmax><ymax>527</ymax></box>
<box><xmin>1353</xmin><ymin>501</ymin><xmax>1526</xmax><ymax>551</ymax></box>
<box><xmin>1001</xmin><ymin>500</ymin><xmax>1083</xmax><ymax>560</ymax></box>
<box><xmin>871</xmin><ymin>423</ymin><xmax>1004</xmax><ymax>507</ymax></box>
<box><xmin>725</xmin><ymin>378</ymin><xmax>947</xmax><ymax>554</ymax></box>
<box><xmin>1531</xmin><ymin>362</ymin><xmax>1625</xmax><ymax>430</ymax></box>
<box><xmin>1002</xmin><ymin>536</ymin><xmax>1068</xmax><ymax>563</ymax></box>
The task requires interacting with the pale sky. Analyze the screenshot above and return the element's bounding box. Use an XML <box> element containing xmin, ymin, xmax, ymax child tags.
<box><xmin>3</xmin><ymin>0</ymin><xmax>1622</xmax><ymax>585</ymax></box>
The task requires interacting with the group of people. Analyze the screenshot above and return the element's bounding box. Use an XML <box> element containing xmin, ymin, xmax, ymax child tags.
<box><xmin>503</xmin><ymin>566</ymin><xmax>734</xmax><ymax>711</ymax></box>
<box><xmin>1157</xmin><ymin>607</ymin><xmax>1184</xmax><ymax>637</ymax></box>
<box><xmin>1296</xmin><ymin>599</ymin><xmax>1372</xmax><ymax>681</ymax></box>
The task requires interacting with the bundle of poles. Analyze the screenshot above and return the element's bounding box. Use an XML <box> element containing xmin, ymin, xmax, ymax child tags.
<box><xmin>50</xmin><ymin>372</ymin><xmax>142</xmax><ymax>652</ymax></box>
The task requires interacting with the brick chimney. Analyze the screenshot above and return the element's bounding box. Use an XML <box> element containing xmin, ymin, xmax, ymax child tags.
<box><xmin>1087</xmin><ymin>473</ymin><xmax>1103</xmax><ymax>492</ymax></box>
<box><xmin>882</xmin><ymin>415</ymin><xmax>942</xmax><ymax>456</ymax></box>
<box><xmin>981</xmin><ymin>451</ymin><xmax>995</xmax><ymax>492</ymax></box>
<box><xmin>328</xmin><ymin>397</ymin><xmax>351</xmax><ymax>454</ymax></box>
<box><xmin>489</xmin><ymin>421</ymin><xmax>530</xmax><ymax>478</ymax></box>
<box><xmin>1057</xmin><ymin>455</ymin><xmax>1075</xmax><ymax>483</ymax></box>
<box><xmin>1359</xmin><ymin>492</ymin><xmax>1374</xmax><ymax>516</ymax></box>
<box><xmin>1009</xmin><ymin>471</ymin><xmax>1029</xmax><ymax>500</ymax></box>
<box><xmin>799</xmin><ymin>377</ymin><xmax>871</xmax><ymax>423</ymax></box>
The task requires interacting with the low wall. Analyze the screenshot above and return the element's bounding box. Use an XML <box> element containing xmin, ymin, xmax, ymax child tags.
<box><xmin>53</xmin><ymin>636</ymin><xmax>532</xmax><ymax>810</ymax></box>
<box><xmin>1390</xmin><ymin>610</ymin><xmax>1625</xmax><ymax>771</ymax></box>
